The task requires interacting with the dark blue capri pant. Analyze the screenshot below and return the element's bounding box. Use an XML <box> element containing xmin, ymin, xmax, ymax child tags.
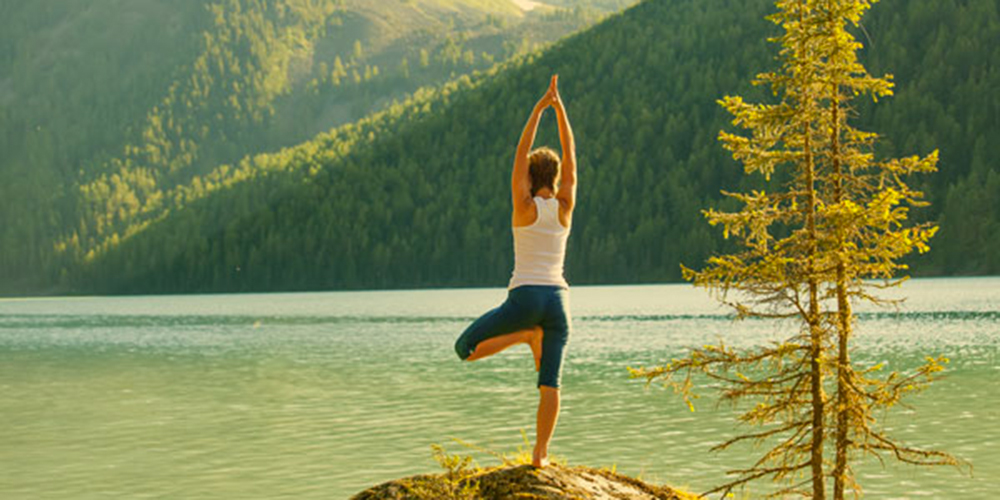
<box><xmin>454</xmin><ymin>285</ymin><xmax>571</xmax><ymax>388</ymax></box>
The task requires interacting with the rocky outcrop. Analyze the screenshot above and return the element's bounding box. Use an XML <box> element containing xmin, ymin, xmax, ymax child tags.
<box><xmin>351</xmin><ymin>463</ymin><xmax>700</xmax><ymax>500</ymax></box>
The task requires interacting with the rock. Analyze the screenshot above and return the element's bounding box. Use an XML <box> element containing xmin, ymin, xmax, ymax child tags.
<box><xmin>351</xmin><ymin>463</ymin><xmax>700</xmax><ymax>500</ymax></box>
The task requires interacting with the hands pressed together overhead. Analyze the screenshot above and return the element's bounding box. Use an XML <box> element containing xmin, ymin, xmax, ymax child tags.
<box><xmin>536</xmin><ymin>75</ymin><xmax>562</xmax><ymax>111</ymax></box>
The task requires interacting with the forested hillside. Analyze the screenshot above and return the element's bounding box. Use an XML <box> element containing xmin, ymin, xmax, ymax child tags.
<box><xmin>0</xmin><ymin>1</ymin><xmax>213</xmax><ymax>291</ymax></box>
<box><xmin>0</xmin><ymin>0</ymin><xmax>628</xmax><ymax>294</ymax></box>
<box><xmin>64</xmin><ymin>0</ymin><xmax>1000</xmax><ymax>294</ymax></box>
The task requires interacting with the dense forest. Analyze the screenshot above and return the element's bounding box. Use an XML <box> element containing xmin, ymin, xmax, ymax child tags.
<box><xmin>0</xmin><ymin>0</ymin><xmax>626</xmax><ymax>294</ymax></box>
<box><xmin>54</xmin><ymin>0</ymin><xmax>999</xmax><ymax>295</ymax></box>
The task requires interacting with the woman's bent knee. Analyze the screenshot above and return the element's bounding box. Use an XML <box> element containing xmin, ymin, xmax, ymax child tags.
<box><xmin>455</xmin><ymin>334</ymin><xmax>472</xmax><ymax>360</ymax></box>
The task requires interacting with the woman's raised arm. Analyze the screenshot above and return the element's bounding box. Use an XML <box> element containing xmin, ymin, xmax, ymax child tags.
<box><xmin>512</xmin><ymin>87</ymin><xmax>553</xmax><ymax>211</ymax></box>
<box><xmin>552</xmin><ymin>76</ymin><xmax>577</xmax><ymax>213</ymax></box>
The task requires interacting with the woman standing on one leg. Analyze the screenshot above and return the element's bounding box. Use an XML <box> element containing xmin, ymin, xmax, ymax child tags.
<box><xmin>454</xmin><ymin>74</ymin><xmax>576</xmax><ymax>469</ymax></box>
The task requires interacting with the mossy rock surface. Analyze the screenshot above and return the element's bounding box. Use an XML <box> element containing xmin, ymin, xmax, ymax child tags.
<box><xmin>351</xmin><ymin>463</ymin><xmax>700</xmax><ymax>499</ymax></box>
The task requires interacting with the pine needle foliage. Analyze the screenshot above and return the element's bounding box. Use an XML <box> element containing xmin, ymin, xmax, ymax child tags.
<box><xmin>631</xmin><ymin>0</ymin><xmax>965</xmax><ymax>498</ymax></box>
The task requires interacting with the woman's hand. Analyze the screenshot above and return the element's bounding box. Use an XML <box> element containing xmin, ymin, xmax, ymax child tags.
<box><xmin>535</xmin><ymin>94</ymin><xmax>552</xmax><ymax>113</ymax></box>
<box><xmin>535</xmin><ymin>75</ymin><xmax>560</xmax><ymax>112</ymax></box>
<box><xmin>548</xmin><ymin>74</ymin><xmax>561</xmax><ymax>106</ymax></box>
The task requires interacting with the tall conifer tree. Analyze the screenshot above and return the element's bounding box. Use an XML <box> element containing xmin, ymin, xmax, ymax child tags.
<box><xmin>811</xmin><ymin>1</ymin><xmax>961</xmax><ymax>497</ymax></box>
<box><xmin>632</xmin><ymin>0</ymin><xmax>962</xmax><ymax>498</ymax></box>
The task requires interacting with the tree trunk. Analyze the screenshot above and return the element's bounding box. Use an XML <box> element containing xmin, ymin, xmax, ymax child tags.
<box><xmin>830</xmin><ymin>82</ymin><xmax>852</xmax><ymax>500</ymax></box>
<box><xmin>804</xmin><ymin>99</ymin><xmax>826</xmax><ymax>500</ymax></box>
<box><xmin>802</xmin><ymin>5</ymin><xmax>826</xmax><ymax>497</ymax></box>
<box><xmin>805</xmin><ymin>137</ymin><xmax>826</xmax><ymax>500</ymax></box>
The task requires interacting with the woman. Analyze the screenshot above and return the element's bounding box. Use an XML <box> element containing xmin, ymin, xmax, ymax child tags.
<box><xmin>454</xmin><ymin>75</ymin><xmax>576</xmax><ymax>469</ymax></box>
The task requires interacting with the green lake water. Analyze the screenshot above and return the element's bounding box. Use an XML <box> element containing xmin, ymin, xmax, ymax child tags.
<box><xmin>1</xmin><ymin>278</ymin><xmax>997</xmax><ymax>498</ymax></box>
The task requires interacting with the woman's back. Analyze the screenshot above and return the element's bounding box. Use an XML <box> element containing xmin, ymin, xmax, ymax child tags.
<box><xmin>510</xmin><ymin>196</ymin><xmax>570</xmax><ymax>290</ymax></box>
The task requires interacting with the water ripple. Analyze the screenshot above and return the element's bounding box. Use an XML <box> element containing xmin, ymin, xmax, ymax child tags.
<box><xmin>0</xmin><ymin>282</ymin><xmax>997</xmax><ymax>499</ymax></box>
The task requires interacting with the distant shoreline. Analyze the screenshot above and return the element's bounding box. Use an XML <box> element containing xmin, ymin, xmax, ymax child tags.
<box><xmin>2</xmin><ymin>275</ymin><xmax>998</xmax><ymax>300</ymax></box>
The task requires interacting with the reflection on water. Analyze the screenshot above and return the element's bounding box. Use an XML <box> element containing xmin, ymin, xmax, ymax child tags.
<box><xmin>0</xmin><ymin>278</ymin><xmax>997</xmax><ymax>499</ymax></box>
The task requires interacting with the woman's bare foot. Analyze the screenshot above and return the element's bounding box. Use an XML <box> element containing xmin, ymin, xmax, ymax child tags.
<box><xmin>527</xmin><ymin>326</ymin><xmax>543</xmax><ymax>372</ymax></box>
<box><xmin>532</xmin><ymin>446</ymin><xmax>550</xmax><ymax>469</ymax></box>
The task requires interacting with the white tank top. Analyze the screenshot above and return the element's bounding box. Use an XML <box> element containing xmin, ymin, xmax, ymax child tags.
<box><xmin>509</xmin><ymin>196</ymin><xmax>570</xmax><ymax>289</ymax></box>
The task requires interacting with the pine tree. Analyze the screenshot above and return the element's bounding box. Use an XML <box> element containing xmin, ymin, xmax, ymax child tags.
<box><xmin>353</xmin><ymin>39</ymin><xmax>364</xmax><ymax>61</ymax></box>
<box><xmin>631</xmin><ymin>0</ymin><xmax>963</xmax><ymax>498</ymax></box>
<box><xmin>332</xmin><ymin>56</ymin><xmax>347</xmax><ymax>85</ymax></box>
<box><xmin>811</xmin><ymin>1</ymin><xmax>963</xmax><ymax>497</ymax></box>
<box><xmin>399</xmin><ymin>57</ymin><xmax>410</xmax><ymax>79</ymax></box>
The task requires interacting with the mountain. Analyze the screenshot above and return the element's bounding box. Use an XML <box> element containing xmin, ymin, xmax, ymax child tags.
<box><xmin>13</xmin><ymin>0</ymin><xmax>1000</xmax><ymax>294</ymax></box>
<box><xmin>0</xmin><ymin>0</ymin><xmax>634</xmax><ymax>294</ymax></box>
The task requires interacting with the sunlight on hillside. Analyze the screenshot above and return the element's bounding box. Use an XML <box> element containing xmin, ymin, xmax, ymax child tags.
<box><xmin>512</xmin><ymin>0</ymin><xmax>545</xmax><ymax>12</ymax></box>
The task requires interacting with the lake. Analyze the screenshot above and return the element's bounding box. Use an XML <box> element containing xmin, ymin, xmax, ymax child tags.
<box><xmin>1</xmin><ymin>278</ymin><xmax>997</xmax><ymax>498</ymax></box>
